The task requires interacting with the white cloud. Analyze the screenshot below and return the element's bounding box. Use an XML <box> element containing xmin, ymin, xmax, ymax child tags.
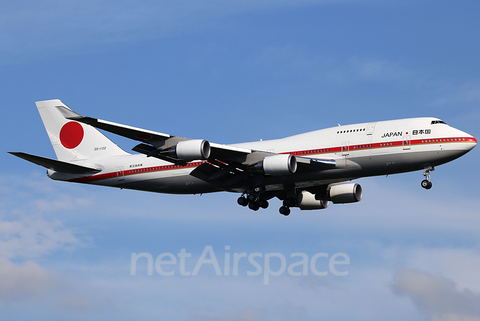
<box><xmin>0</xmin><ymin>257</ymin><xmax>51</xmax><ymax>301</ymax></box>
<box><xmin>0</xmin><ymin>216</ymin><xmax>80</xmax><ymax>259</ymax></box>
<box><xmin>392</xmin><ymin>266</ymin><xmax>480</xmax><ymax>321</ymax></box>
<box><xmin>56</xmin><ymin>296</ymin><xmax>97</xmax><ymax>314</ymax></box>
<box><xmin>33</xmin><ymin>194</ymin><xmax>92</xmax><ymax>213</ymax></box>
<box><xmin>7</xmin><ymin>172</ymin><xmax>480</xmax><ymax>320</ymax></box>
<box><xmin>1</xmin><ymin>173</ymin><xmax>93</xmax><ymax>215</ymax></box>
<box><xmin>189</xmin><ymin>307</ymin><xmax>263</xmax><ymax>321</ymax></box>
<box><xmin>401</xmin><ymin>248</ymin><xmax>480</xmax><ymax>293</ymax></box>
<box><xmin>0</xmin><ymin>175</ymin><xmax>87</xmax><ymax>259</ymax></box>
<box><xmin>0</xmin><ymin>257</ymin><xmax>104</xmax><ymax>314</ymax></box>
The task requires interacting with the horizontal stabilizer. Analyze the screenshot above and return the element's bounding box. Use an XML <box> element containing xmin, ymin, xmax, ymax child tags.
<box><xmin>9</xmin><ymin>152</ymin><xmax>101</xmax><ymax>174</ymax></box>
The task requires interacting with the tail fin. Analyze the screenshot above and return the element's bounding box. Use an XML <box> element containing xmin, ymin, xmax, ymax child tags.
<box><xmin>36</xmin><ymin>99</ymin><xmax>129</xmax><ymax>162</ymax></box>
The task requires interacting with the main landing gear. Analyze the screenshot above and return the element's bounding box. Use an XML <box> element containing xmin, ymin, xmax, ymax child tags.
<box><xmin>238</xmin><ymin>190</ymin><xmax>295</xmax><ymax>216</ymax></box>
<box><xmin>238</xmin><ymin>185</ymin><xmax>298</xmax><ymax>216</ymax></box>
<box><xmin>237</xmin><ymin>186</ymin><xmax>269</xmax><ymax>212</ymax></box>
<box><xmin>278</xmin><ymin>197</ymin><xmax>297</xmax><ymax>216</ymax></box>
<box><xmin>279</xmin><ymin>206</ymin><xmax>290</xmax><ymax>216</ymax></box>
<box><xmin>421</xmin><ymin>166</ymin><xmax>434</xmax><ymax>190</ymax></box>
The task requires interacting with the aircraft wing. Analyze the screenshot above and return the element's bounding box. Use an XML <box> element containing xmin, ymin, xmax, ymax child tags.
<box><xmin>56</xmin><ymin>106</ymin><xmax>336</xmax><ymax>188</ymax></box>
<box><xmin>56</xmin><ymin>106</ymin><xmax>270</xmax><ymax>166</ymax></box>
<box><xmin>188</xmin><ymin>155</ymin><xmax>336</xmax><ymax>189</ymax></box>
<box><xmin>56</xmin><ymin>106</ymin><xmax>180</xmax><ymax>148</ymax></box>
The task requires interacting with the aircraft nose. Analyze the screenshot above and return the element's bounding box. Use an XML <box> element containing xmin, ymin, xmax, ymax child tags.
<box><xmin>460</xmin><ymin>130</ymin><xmax>476</xmax><ymax>151</ymax></box>
<box><xmin>468</xmin><ymin>136</ymin><xmax>477</xmax><ymax>150</ymax></box>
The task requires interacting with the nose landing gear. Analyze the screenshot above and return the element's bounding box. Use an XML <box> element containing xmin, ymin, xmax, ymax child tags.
<box><xmin>421</xmin><ymin>166</ymin><xmax>434</xmax><ymax>190</ymax></box>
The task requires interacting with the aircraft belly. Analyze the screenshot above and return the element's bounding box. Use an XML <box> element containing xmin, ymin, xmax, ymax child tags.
<box><xmin>353</xmin><ymin>148</ymin><xmax>467</xmax><ymax>176</ymax></box>
<box><xmin>88</xmin><ymin>170</ymin><xmax>220</xmax><ymax>194</ymax></box>
<box><xmin>133</xmin><ymin>177</ymin><xmax>218</xmax><ymax>194</ymax></box>
<box><xmin>261</xmin><ymin>147</ymin><xmax>469</xmax><ymax>190</ymax></box>
<box><xmin>127</xmin><ymin>176</ymin><xmax>219</xmax><ymax>194</ymax></box>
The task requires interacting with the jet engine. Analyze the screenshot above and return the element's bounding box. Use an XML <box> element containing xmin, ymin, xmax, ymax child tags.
<box><xmin>255</xmin><ymin>154</ymin><xmax>297</xmax><ymax>175</ymax></box>
<box><xmin>172</xmin><ymin>139</ymin><xmax>211</xmax><ymax>161</ymax></box>
<box><xmin>297</xmin><ymin>190</ymin><xmax>329</xmax><ymax>210</ymax></box>
<box><xmin>327</xmin><ymin>183</ymin><xmax>362</xmax><ymax>204</ymax></box>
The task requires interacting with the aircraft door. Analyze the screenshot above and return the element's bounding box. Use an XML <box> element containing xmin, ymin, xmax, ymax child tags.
<box><xmin>366</xmin><ymin>122</ymin><xmax>377</xmax><ymax>135</ymax></box>
<box><xmin>341</xmin><ymin>141</ymin><xmax>350</xmax><ymax>156</ymax></box>
<box><xmin>117</xmin><ymin>166</ymin><xmax>125</xmax><ymax>181</ymax></box>
<box><xmin>402</xmin><ymin>135</ymin><xmax>411</xmax><ymax>150</ymax></box>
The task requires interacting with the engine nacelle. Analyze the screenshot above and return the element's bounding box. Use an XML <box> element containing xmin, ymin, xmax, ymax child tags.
<box><xmin>256</xmin><ymin>154</ymin><xmax>297</xmax><ymax>176</ymax></box>
<box><xmin>328</xmin><ymin>183</ymin><xmax>362</xmax><ymax>204</ymax></box>
<box><xmin>174</xmin><ymin>139</ymin><xmax>211</xmax><ymax>161</ymax></box>
<box><xmin>297</xmin><ymin>191</ymin><xmax>329</xmax><ymax>210</ymax></box>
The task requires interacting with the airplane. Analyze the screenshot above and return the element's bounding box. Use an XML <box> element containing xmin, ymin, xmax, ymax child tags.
<box><xmin>9</xmin><ymin>99</ymin><xmax>477</xmax><ymax>216</ymax></box>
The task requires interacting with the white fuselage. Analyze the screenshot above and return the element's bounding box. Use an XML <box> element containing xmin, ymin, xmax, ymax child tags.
<box><xmin>49</xmin><ymin>117</ymin><xmax>476</xmax><ymax>194</ymax></box>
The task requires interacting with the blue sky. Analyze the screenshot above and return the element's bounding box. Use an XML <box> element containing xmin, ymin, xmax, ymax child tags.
<box><xmin>1</xmin><ymin>1</ymin><xmax>480</xmax><ymax>320</ymax></box>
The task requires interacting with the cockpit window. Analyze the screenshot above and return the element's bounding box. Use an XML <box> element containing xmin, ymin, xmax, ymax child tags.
<box><xmin>431</xmin><ymin>120</ymin><xmax>447</xmax><ymax>125</ymax></box>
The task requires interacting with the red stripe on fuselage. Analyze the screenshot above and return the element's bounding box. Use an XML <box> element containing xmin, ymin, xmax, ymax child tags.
<box><xmin>69</xmin><ymin>136</ymin><xmax>476</xmax><ymax>183</ymax></box>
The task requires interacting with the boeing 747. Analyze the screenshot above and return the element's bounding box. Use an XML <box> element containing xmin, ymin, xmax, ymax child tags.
<box><xmin>10</xmin><ymin>100</ymin><xmax>477</xmax><ymax>215</ymax></box>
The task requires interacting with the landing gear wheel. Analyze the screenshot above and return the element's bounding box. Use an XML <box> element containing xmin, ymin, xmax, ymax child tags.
<box><xmin>421</xmin><ymin>179</ymin><xmax>432</xmax><ymax>190</ymax></box>
<box><xmin>247</xmin><ymin>194</ymin><xmax>257</xmax><ymax>202</ymax></box>
<box><xmin>421</xmin><ymin>166</ymin><xmax>434</xmax><ymax>190</ymax></box>
<box><xmin>258</xmin><ymin>199</ymin><xmax>269</xmax><ymax>209</ymax></box>
<box><xmin>283</xmin><ymin>198</ymin><xmax>296</xmax><ymax>207</ymax></box>
<box><xmin>279</xmin><ymin>206</ymin><xmax>290</xmax><ymax>216</ymax></box>
<box><xmin>237</xmin><ymin>196</ymin><xmax>248</xmax><ymax>206</ymax></box>
<box><xmin>248</xmin><ymin>202</ymin><xmax>260</xmax><ymax>211</ymax></box>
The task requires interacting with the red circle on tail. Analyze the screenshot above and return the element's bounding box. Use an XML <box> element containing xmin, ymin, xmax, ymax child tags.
<box><xmin>60</xmin><ymin>122</ymin><xmax>84</xmax><ymax>149</ymax></box>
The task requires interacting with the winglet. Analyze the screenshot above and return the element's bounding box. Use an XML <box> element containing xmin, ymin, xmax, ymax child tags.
<box><xmin>55</xmin><ymin>105</ymin><xmax>83</xmax><ymax>120</ymax></box>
